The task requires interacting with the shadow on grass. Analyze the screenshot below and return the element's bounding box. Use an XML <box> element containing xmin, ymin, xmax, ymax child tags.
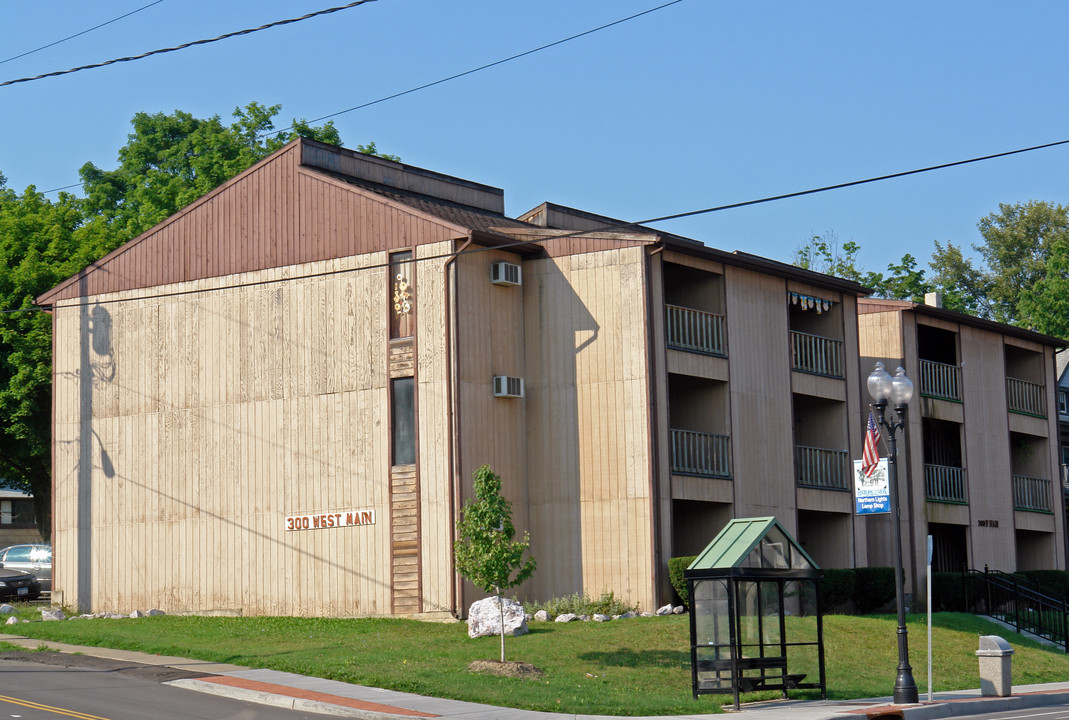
<box><xmin>577</xmin><ymin>647</ymin><xmax>689</xmax><ymax>669</ymax></box>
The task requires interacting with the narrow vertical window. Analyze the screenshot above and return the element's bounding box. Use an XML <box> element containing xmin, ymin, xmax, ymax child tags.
<box><xmin>392</xmin><ymin>377</ymin><xmax>416</xmax><ymax>466</ymax></box>
<box><xmin>390</xmin><ymin>251</ymin><xmax>414</xmax><ymax>339</ymax></box>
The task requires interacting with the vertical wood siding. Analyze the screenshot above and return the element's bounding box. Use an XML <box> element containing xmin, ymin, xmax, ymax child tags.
<box><xmin>52</xmin><ymin>250</ymin><xmax>422</xmax><ymax>616</ymax></box>
<box><xmin>521</xmin><ymin>246</ymin><xmax>654</xmax><ymax>609</ymax></box>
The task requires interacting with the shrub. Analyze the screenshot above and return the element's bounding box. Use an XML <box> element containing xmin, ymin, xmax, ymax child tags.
<box><xmin>853</xmin><ymin>567</ymin><xmax>896</xmax><ymax>613</ymax></box>
<box><xmin>523</xmin><ymin>591</ymin><xmax>637</xmax><ymax>617</ymax></box>
<box><xmin>1016</xmin><ymin>570</ymin><xmax>1069</xmax><ymax>599</ymax></box>
<box><xmin>668</xmin><ymin>556</ymin><xmax>697</xmax><ymax>608</ymax></box>
<box><xmin>820</xmin><ymin>569</ymin><xmax>856</xmax><ymax>611</ymax></box>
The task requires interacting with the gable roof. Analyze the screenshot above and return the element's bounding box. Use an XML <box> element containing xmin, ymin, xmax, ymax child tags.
<box><xmin>859</xmin><ymin>298</ymin><xmax>1067</xmax><ymax>348</ymax></box>
<box><xmin>37</xmin><ymin>139</ymin><xmax>543</xmax><ymax>305</ymax></box>
<box><xmin>685</xmin><ymin>516</ymin><xmax>819</xmax><ymax>577</ymax></box>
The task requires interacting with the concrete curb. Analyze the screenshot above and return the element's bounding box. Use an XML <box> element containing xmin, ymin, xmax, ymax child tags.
<box><xmin>822</xmin><ymin>690</ymin><xmax>1069</xmax><ymax>719</ymax></box>
<box><xmin>166</xmin><ymin>678</ymin><xmax>419</xmax><ymax>719</ymax></box>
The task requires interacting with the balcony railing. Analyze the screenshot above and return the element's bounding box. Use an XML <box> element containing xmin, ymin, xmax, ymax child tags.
<box><xmin>1007</xmin><ymin>377</ymin><xmax>1045</xmax><ymax>417</ymax></box>
<box><xmin>920</xmin><ymin>359</ymin><xmax>962</xmax><ymax>402</ymax></box>
<box><xmin>665</xmin><ymin>305</ymin><xmax>725</xmax><ymax>356</ymax></box>
<box><xmin>670</xmin><ymin>429</ymin><xmax>731</xmax><ymax>478</ymax></box>
<box><xmin>795</xmin><ymin>445</ymin><xmax>849</xmax><ymax>490</ymax></box>
<box><xmin>789</xmin><ymin>331</ymin><xmax>843</xmax><ymax>378</ymax></box>
<box><xmin>1013</xmin><ymin>474</ymin><xmax>1051</xmax><ymax>512</ymax></box>
<box><xmin>924</xmin><ymin>463</ymin><xmax>966</xmax><ymax>503</ymax></box>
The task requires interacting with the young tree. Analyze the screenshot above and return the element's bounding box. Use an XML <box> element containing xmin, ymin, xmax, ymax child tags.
<box><xmin>454</xmin><ymin>465</ymin><xmax>536</xmax><ymax>663</ymax></box>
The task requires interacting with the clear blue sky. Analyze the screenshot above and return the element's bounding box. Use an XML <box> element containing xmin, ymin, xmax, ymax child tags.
<box><xmin>2</xmin><ymin>0</ymin><xmax>1067</xmax><ymax>273</ymax></box>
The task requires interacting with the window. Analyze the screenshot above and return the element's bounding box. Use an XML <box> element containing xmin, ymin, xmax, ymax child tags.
<box><xmin>392</xmin><ymin>377</ymin><xmax>416</xmax><ymax>466</ymax></box>
<box><xmin>1059</xmin><ymin>390</ymin><xmax>1068</xmax><ymax>415</ymax></box>
<box><xmin>0</xmin><ymin>499</ymin><xmax>34</xmax><ymax>526</ymax></box>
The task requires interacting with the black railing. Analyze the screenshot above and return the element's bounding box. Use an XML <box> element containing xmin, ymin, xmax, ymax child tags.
<box><xmin>920</xmin><ymin>359</ymin><xmax>962</xmax><ymax>401</ymax></box>
<box><xmin>666</xmin><ymin>305</ymin><xmax>726</xmax><ymax>356</ymax></box>
<box><xmin>795</xmin><ymin>445</ymin><xmax>850</xmax><ymax>490</ymax></box>
<box><xmin>670</xmin><ymin>429</ymin><xmax>732</xmax><ymax>478</ymax></box>
<box><xmin>789</xmin><ymin>331</ymin><xmax>843</xmax><ymax>378</ymax></box>
<box><xmin>963</xmin><ymin>566</ymin><xmax>1069</xmax><ymax>652</ymax></box>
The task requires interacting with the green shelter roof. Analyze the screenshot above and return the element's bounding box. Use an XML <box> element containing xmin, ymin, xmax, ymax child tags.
<box><xmin>685</xmin><ymin>516</ymin><xmax>819</xmax><ymax>576</ymax></box>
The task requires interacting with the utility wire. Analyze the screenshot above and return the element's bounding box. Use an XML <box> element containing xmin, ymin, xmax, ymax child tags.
<box><xmin>291</xmin><ymin>0</ymin><xmax>684</xmax><ymax>129</ymax></box>
<box><xmin>0</xmin><ymin>0</ymin><xmax>377</xmax><ymax>88</ymax></box>
<box><xmin>28</xmin><ymin>137</ymin><xmax>1069</xmax><ymax>312</ymax></box>
<box><xmin>0</xmin><ymin>1</ymin><xmax>167</xmax><ymax>66</ymax></box>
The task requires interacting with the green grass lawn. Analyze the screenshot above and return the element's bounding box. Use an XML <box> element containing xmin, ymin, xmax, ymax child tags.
<box><xmin>2</xmin><ymin>610</ymin><xmax>1067</xmax><ymax>716</ymax></box>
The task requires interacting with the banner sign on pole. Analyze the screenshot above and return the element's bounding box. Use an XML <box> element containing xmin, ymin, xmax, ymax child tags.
<box><xmin>853</xmin><ymin>459</ymin><xmax>890</xmax><ymax>514</ymax></box>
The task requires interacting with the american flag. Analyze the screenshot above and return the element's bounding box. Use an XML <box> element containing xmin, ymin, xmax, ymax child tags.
<box><xmin>862</xmin><ymin>411</ymin><xmax>881</xmax><ymax>477</ymax></box>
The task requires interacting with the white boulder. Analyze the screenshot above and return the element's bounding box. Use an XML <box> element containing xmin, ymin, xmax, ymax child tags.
<box><xmin>467</xmin><ymin>597</ymin><xmax>528</xmax><ymax>639</ymax></box>
<box><xmin>656</xmin><ymin>604</ymin><xmax>674</xmax><ymax>616</ymax></box>
<box><xmin>533</xmin><ymin>610</ymin><xmax>551</xmax><ymax>622</ymax></box>
<box><xmin>555</xmin><ymin>613</ymin><xmax>577</xmax><ymax>623</ymax></box>
<box><xmin>41</xmin><ymin>609</ymin><xmax>66</xmax><ymax>621</ymax></box>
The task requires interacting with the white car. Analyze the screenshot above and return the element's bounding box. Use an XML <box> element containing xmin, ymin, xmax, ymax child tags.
<box><xmin>0</xmin><ymin>544</ymin><xmax>51</xmax><ymax>592</ymax></box>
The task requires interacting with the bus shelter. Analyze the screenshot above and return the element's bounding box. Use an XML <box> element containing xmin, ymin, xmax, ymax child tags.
<box><xmin>685</xmin><ymin>516</ymin><xmax>826</xmax><ymax>709</ymax></box>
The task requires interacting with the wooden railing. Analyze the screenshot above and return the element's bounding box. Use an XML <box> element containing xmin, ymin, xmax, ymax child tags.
<box><xmin>1007</xmin><ymin>377</ymin><xmax>1045</xmax><ymax>416</ymax></box>
<box><xmin>924</xmin><ymin>464</ymin><xmax>966</xmax><ymax>503</ymax></box>
<box><xmin>920</xmin><ymin>360</ymin><xmax>961</xmax><ymax>401</ymax></box>
<box><xmin>1013</xmin><ymin>474</ymin><xmax>1051</xmax><ymax>512</ymax></box>
<box><xmin>670</xmin><ymin>429</ymin><xmax>731</xmax><ymax>478</ymax></box>
<box><xmin>795</xmin><ymin>445</ymin><xmax>849</xmax><ymax>490</ymax></box>
<box><xmin>665</xmin><ymin>305</ymin><xmax>726</xmax><ymax>356</ymax></box>
<box><xmin>789</xmin><ymin>331</ymin><xmax>843</xmax><ymax>378</ymax></box>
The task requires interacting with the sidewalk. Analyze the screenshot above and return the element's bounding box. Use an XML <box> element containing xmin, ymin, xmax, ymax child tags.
<box><xmin>2</xmin><ymin>632</ymin><xmax>1069</xmax><ymax>719</ymax></box>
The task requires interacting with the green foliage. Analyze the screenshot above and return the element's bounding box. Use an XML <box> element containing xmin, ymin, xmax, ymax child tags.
<box><xmin>524</xmin><ymin>591</ymin><xmax>637</xmax><ymax>617</ymax></box>
<box><xmin>793</xmin><ymin>231</ymin><xmax>931</xmax><ymax>300</ymax></box>
<box><xmin>929</xmin><ymin>200</ymin><xmax>1069</xmax><ymax>334</ymax></box>
<box><xmin>1016</xmin><ymin>570</ymin><xmax>1069</xmax><ymax>599</ymax></box>
<box><xmin>667</xmin><ymin>556</ymin><xmax>696</xmax><ymax>607</ymax></box>
<box><xmin>852</xmin><ymin>567</ymin><xmax>896</xmax><ymax>613</ymax></box>
<box><xmin>0</xmin><ymin>180</ymin><xmax>114</xmax><ymax>533</ymax></box>
<box><xmin>820</xmin><ymin>569</ymin><xmax>856</xmax><ymax>611</ymax></box>
<box><xmin>454</xmin><ymin>465</ymin><xmax>536</xmax><ymax>596</ymax></box>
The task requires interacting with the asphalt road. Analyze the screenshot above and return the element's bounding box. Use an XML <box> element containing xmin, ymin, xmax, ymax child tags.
<box><xmin>0</xmin><ymin>653</ymin><xmax>324</xmax><ymax>719</ymax></box>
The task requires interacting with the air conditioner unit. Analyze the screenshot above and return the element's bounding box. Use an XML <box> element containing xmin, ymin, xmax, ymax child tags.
<box><xmin>490</xmin><ymin>261</ymin><xmax>522</xmax><ymax>286</ymax></box>
<box><xmin>492</xmin><ymin>375</ymin><xmax>524</xmax><ymax>398</ymax></box>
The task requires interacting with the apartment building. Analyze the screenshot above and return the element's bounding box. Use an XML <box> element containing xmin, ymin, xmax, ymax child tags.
<box><xmin>39</xmin><ymin>138</ymin><xmax>1061</xmax><ymax>617</ymax></box>
<box><xmin>859</xmin><ymin>297</ymin><xmax>1066</xmax><ymax>596</ymax></box>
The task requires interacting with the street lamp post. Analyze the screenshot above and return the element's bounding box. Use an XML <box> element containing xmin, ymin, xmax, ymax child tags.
<box><xmin>867</xmin><ymin>361</ymin><xmax>919</xmax><ymax>705</ymax></box>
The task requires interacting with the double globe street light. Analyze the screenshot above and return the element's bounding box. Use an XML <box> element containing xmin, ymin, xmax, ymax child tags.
<box><xmin>866</xmin><ymin>361</ymin><xmax>919</xmax><ymax>705</ymax></box>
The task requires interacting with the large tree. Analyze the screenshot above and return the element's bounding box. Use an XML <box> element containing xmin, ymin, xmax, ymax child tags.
<box><xmin>0</xmin><ymin>103</ymin><xmax>394</xmax><ymax>535</ymax></box>
<box><xmin>793</xmin><ymin>232</ymin><xmax>931</xmax><ymax>301</ymax></box>
<box><xmin>929</xmin><ymin>201</ymin><xmax>1069</xmax><ymax>333</ymax></box>
<box><xmin>0</xmin><ymin>177</ymin><xmax>113</xmax><ymax>534</ymax></box>
<box><xmin>80</xmin><ymin>102</ymin><xmax>344</xmax><ymax>245</ymax></box>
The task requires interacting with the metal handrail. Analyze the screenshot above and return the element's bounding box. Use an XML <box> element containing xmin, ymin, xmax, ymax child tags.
<box><xmin>795</xmin><ymin>445</ymin><xmax>850</xmax><ymax>490</ymax></box>
<box><xmin>924</xmin><ymin>464</ymin><xmax>966</xmax><ymax>503</ymax></box>
<box><xmin>670</xmin><ymin>429</ymin><xmax>731</xmax><ymax>478</ymax></box>
<box><xmin>789</xmin><ymin>331</ymin><xmax>843</xmax><ymax>378</ymax></box>
<box><xmin>963</xmin><ymin>566</ymin><xmax>1069</xmax><ymax>652</ymax></box>
<box><xmin>919</xmin><ymin>360</ymin><xmax>961</xmax><ymax>401</ymax></box>
<box><xmin>666</xmin><ymin>304</ymin><xmax>726</xmax><ymax>356</ymax></box>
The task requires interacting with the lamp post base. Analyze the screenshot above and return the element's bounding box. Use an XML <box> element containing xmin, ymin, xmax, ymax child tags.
<box><xmin>894</xmin><ymin>670</ymin><xmax>919</xmax><ymax>705</ymax></box>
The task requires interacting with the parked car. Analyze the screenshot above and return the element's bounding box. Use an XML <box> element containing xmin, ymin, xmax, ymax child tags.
<box><xmin>0</xmin><ymin>567</ymin><xmax>40</xmax><ymax>602</ymax></box>
<box><xmin>0</xmin><ymin>544</ymin><xmax>50</xmax><ymax>592</ymax></box>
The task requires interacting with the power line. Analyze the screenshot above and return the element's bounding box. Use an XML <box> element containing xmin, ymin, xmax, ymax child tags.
<box><xmin>290</xmin><ymin>0</ymin><xmax>684</xmax><ymax>130</ymax></box>
<box><xmin>0</xmin><ymin>1</ymin><xmax>168</xmax><ymax>66</ymax></box>
<box><xmin>0</xmin><ymin>0</ymin><xmax>377</xmax><ymax>88</ymax></box>
<box><xmin>29</xmin><ymin>137</ymin><xmax>1069</xmax><ymax>312</ymax></box>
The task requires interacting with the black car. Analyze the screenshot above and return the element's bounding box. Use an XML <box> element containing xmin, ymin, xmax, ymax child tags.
<box><xmin>0</xmin><ymin>567</ymin><xmax>41</xmax><ymax>602</ymax></box>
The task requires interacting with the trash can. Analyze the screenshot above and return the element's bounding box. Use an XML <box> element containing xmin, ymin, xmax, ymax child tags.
<box><xmin>976</xmin><ymin>635</ymin><xmax>1013</xmax><ymax>697</ymax></box>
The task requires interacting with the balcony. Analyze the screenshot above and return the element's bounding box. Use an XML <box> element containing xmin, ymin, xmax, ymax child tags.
<box><xmin>666</xmin><ymin>304</ymin><xmax>725</xmax><ymax>356</ymax></box>
<box><xmin>670</xmin><ymin>429</ymin><xmax>731</xmax><ymax>478</ymax></box>
<box><xmin>1007</xmin><ymin>377</ymin><xmax>1045</xmax><ymax>417</ymax></box>
<box><xmin>790</xmin><ymin>331</ymin><xmax>843</xmax><ymax>378</ymax></box>
<box><xmin>1013</xmin><ymin>474</ymin><xmax>1051</xmax><ymax>512</ymax></box>
<box><xmin>920</xmin><ymin>360</ymin><xmax>961</xmax><ymax>402</ymax></box>
<box><xmin>795</xmin><ymin>445</ymin><xmax>849</xmax><ymax>490</ymax></box>
<box><xmin>925</xmin><ymin>464</ymin><xmax>966</xmax><ymax>503</ymax></box>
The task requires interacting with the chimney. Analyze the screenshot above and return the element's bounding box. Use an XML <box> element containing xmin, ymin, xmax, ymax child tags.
<box><xmin>924</xmin><ymin>292</ymin><xmax>943</xmax><ymax>308</ymax></box>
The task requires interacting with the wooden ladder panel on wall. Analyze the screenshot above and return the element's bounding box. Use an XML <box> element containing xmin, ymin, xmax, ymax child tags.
<box><xmin>390</xmin><ymin>464</ymin><xmax>421</xmax><ymax>614</ymax></box>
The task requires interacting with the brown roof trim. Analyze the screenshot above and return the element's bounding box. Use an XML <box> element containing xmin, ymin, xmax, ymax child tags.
<box><xmin>664</xmin><ymin>240</ymin><xmax>872</xmax><ymax>297</ymax></box>
<box><xmin>37</xmin><ymin>139</ymin><xmax>308</xmax><ymax>306</ymax></box>
<box><xmin>858</xmin><ymin>298</ymin><xmax>1068</xmax><ymax>348</ymax></box>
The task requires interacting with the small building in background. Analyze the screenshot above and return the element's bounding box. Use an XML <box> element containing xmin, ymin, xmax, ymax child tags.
<box><xmin>0</xmin><ymin>488</ymin><xmax>42</xmax><ymax>547</ymax></box>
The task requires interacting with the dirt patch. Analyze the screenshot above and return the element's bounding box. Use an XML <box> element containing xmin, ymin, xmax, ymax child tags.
<box><xmin>467</xmin><ymin>659</ymin><xmax>543</xmax><ymax>679</ymax></box>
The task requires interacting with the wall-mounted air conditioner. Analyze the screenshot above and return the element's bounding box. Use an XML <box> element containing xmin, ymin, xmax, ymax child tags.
<box><xmin>490</xmin><ymin>261</ymin><xmax>522</xmax><ymax>286</ymax></box>
<box><xmin>492</xmin><ymin>375</ymin><xmax>524</xmax><ymax>398</ymax></box>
